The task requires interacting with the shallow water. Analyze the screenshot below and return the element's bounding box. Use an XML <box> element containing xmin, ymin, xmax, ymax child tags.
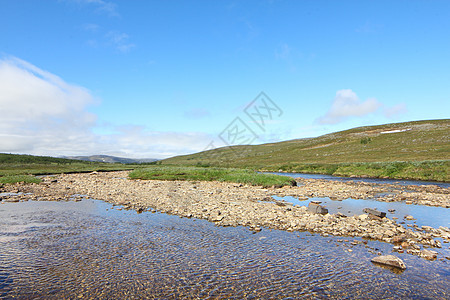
<box><xmin>271</xmin><ymin>196</ymin><xmax>450</xmax><ymax>229</ymax></box>
<box><xmin>268</xmin><ymin>172</ymin><xmax>450</xmax><ymax>188</ymax></box>
<box><xmin>0</xmin><ymin>199</ymin><xmax>449</xmax><ymax>299</ymax></box>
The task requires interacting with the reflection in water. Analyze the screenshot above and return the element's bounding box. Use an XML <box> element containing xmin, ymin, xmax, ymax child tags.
<box><xmin>271</xmin><ymin>196</ymin><xmax>450</xmax><ymax>229</ymax></box>
<box><xmin>0</xmin><ymin>199</ymin><xmax>449</xmax><ymax>299</ymax></box>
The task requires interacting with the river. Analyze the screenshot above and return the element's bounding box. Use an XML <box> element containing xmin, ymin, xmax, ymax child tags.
<box><xmin>267</xmin><ymin>171</ymin><xmax>450</xmax><ymax>188</ymax></box>
<box><xmin>1</xmin><ymin>196</ymin><xmax>449</xmax><ymax>299</ymax></box>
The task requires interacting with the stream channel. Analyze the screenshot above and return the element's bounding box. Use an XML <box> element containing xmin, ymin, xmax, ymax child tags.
<box><xmin>0</xmin><ymin>174</ymin><xmax>449</xmax><ymax>299</ymax></box>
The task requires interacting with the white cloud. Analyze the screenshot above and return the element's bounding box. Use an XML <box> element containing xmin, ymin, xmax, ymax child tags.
<box><xmin>102</xmin><ymin>126</ymin><xmax>212</xmax><ymax>158</ymax></box>
<box><xmin>0</xmin><ymin>56</ymin><xmax>98</xmax><ymax>154</ymax></box>
<box><xmin>384</xmin><ymin>103</ymin><xmax>407</xmax><ymax>118</ymax></box>
<box><xmin>0</xmin><ymin>56</ymin><xmax>210</xmax><ymax>159</ymax></box>
<box><xmin>317</xmin><ymin>89</ymin><xmax>381</xmax><ymax>124</ymax></box>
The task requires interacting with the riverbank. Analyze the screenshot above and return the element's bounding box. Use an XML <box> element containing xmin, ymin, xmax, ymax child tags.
<box><xmin>1</xmin><ymin>171</ymin><xmax>449</xmax><ymax>260</ymax></box>
<box><xmin>260</xmin><ymin>160</ymin><xmax>450</xmax><ymax>183</ymax></box>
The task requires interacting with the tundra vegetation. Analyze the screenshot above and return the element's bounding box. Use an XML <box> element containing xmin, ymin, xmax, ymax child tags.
<box><xmin>129</xmin><ymin>166</ymin><xmax>296</xmax><ymax>187</ymax></box>
<box><xmin>0</xmin><ymin>153</ymin><xmax>295</xmax><ymax>187</ymax></box>
<box><xmin>162</xmin><ymin>119</ymin><xmax>450</xmax><ymax>182</ymax></box>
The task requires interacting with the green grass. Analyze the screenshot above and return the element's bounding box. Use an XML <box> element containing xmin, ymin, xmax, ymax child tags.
<box><xmin>129</xmin><ymin>166</ymin><xmax>296</xmax><ymax>187</ymax></box>
<box><xmin>0</xmin><ymin>153</ymin><xmax>144</xmax><ymax>184</ymax></box>
<box><xmin>0</xmin><ymin>175</ymin><xmax>41</xmax><ymax>184</ymax></box>
<box><xmin>263</xmin><ymin>160</ymin><xmax>449</xmax><ymax>182</ymax></box>
<box><xmin>161</xmin><ymin>119</ymin><xmax>450</xmax><ymax>182</ymax></box>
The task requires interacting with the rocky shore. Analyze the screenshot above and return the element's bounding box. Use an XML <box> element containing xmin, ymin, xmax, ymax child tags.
<box><xmin>1</xmin><ymin>171</ymin><xmax>449</xmax><ymax>260</ymax></box>
<box><xmin>278</xmin><ymin>177</ymin><xmax>450</xmax><ymax>208</ymax></box>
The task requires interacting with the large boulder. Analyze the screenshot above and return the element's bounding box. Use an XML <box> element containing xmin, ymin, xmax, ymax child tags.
<box><xmin>371</xmin><ymin>255</ymin><xmax>406</xmax><ymax>270</ymax></box>
<box><xmin>308</xmin><ymin>202</ymin><xmax>328</xmax><ymax>215</ymax></box>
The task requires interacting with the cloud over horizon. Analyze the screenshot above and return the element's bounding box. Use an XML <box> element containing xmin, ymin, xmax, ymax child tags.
<box><xmin>0</xmin><ymin>56</ymin><xmax>210</xmax><ymax>158</ymax></box>
<box><xmin>317</xmin><ymin>89</ymin><xmax>382</xmax><ymax>124</ymax></box>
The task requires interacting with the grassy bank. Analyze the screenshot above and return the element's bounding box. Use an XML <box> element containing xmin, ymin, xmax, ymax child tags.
<box><xmin>0</xmin><ymin>153</ymin><xmax>141</xmax><ymax>184</ymax></box>
<box><xmin>162</xmin><ymin>120</ymin><xmax>449</xmax><ymax>182</ymax></box>
<box><xmin>0</xmin><ymin>175</ymin><xmax>42</xmax><ymax>185</ymax></box>
<box><xmin>129</xmin><ymin>166</ymin><xmax>296</xmax><ymax>187</ymax></box>
<box><xmin>264</xmin><ymin>160</ymin><xmax>449</xmax><ymax>182</ymax></box>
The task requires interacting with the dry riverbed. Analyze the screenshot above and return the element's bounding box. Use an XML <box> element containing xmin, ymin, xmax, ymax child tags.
<box><xmin>1</xmin><ymin>171</ymin><xmax>449</xmax><ymax>261</ymax></box>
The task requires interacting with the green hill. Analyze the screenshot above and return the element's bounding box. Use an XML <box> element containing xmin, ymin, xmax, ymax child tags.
<box><xmin>162</xmin><ymin>119</ymin><xmax>450</xmax><ymax>182</ymax></box>
<box><xmin>0</xmin><ymin>153</ymin><xmax>136</xmax><ymax>179</ymax></box>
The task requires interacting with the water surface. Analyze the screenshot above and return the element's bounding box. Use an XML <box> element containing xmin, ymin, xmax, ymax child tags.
<box><xmin>268</xmin><ymin>172</ymin><xmax>450</xmax><ymax>188</ymax></box>
<box><xmin>271</xmin><ymin>196</ymin><xmax>450</xmax><ymax>229</ymax></box>
<box><xmin>1</xmin><ymin>199</ymin><xmax>449</xmax><ymax>299</ymax></box>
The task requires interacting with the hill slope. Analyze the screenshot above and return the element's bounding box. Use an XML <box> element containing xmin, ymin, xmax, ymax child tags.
<box><xmin>162</xmin><ymin>119</ymin><xmax>450</xmax><ymax>181</ymax></box>
<box><xmin>64</xmin><ymin>155</ymin><xmax>158</xmax><ymax>164</ymax></box>
<box><xmin>0</xmin><ymin>153</ymin><xmax>137</xmax><ymax>177</ymax></box>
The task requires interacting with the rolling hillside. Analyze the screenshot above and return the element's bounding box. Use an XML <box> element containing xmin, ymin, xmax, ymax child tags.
<box><xmin>162</xmin><ymin>119</ymin><xmax>450</xmax><ymax>181</ymax></box>
<box><xmin>64</xmin><ymin>155</ymin><xmax>158</xmax><ymax>164</ymax></box>
<box><xmin>0</xmin><ymin>153</ymin><xmax>138</xmax><ymax>177</ymax></box>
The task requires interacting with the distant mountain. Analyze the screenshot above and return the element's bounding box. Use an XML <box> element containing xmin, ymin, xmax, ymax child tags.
<box><xmin>64</xmin><ymin>155</ymin><xmax>159</xmax><ymax>164</ymax></box>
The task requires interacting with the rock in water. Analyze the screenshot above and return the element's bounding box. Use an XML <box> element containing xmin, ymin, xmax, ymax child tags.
<box><xmin>308</xmin><ymin>202</ymin><xmax>328</xmax><ymax>215</ymax></box>
<box><xmin>371</xmin><ymin>255</ymin><xmax>406</xmax><ymax>270</ymax></box>
<box><xmin>420</xmin><ymin>249</ymin><xmax>438</xmax><ymax>260</ymax></box>
<box><xmin>363</xmin><ymin>208</ymin><xmax>386</xmax><ymax>218</ymax></box>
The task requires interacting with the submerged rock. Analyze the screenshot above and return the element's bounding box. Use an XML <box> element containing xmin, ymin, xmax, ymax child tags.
<box><xmin>371</xmin><ymin>255</ymin><xmax>406</xmax><ymax>270</ymax></box>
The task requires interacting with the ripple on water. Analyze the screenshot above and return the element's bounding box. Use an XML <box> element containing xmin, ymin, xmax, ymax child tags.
<box><xmin>0</xmin><ymin>199</ymin><xmax>449</xmax><ymax>299</ymax></box>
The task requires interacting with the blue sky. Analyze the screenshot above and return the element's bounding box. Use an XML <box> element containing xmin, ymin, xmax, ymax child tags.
<box><xmin>0</xmin><ymin>0</ymin><xmax>449</xmax><ymax>158</ymax></box>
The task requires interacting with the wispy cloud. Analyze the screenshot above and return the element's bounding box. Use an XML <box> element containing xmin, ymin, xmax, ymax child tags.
<box><xmin>317</xmin><ymin>89</ymin><xmax>381</xmax><ymax>124</ymax></box>
<box><xmin>0</xmin><ymin>56</ymin><xmax>209</xmax><ymax>158</ymax></box>
<box><xmin>384</xmin><ymin>103</ymin><xmax>407</xmax><ymax>118</ymax></box>
<box><xmin>275</xmin><ymin>43</ymin><xmax>291</xmax><ymax>60</ymax></box>
<box><xmin>275</xmin><ymin>43</ymin><xmax>303</xmax><ymax>72</ymax></box>
<box><xmin>82</xmin><ymin>23</ymin><xmax>100</xmax><ymax>32</ymax></box>
<box><xmin>103</xmin><ymin>126</ymin><xmax>212</xmax><ymax>158</ymax></box>
<box><xmin>71</xmin><ymin>0</ymin><xmax>120</xmax><ymax>17</ymax></box>
<box><xmin>106</xmin><ymin>31</ymin><xmax>135</xmax><ymax>53</ymax></box>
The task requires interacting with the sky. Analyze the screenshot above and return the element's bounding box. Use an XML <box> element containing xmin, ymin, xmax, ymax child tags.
<box><xmin>0</xmin><ymin>0</ymin><xmax>449</xmax><ymax>159</ymax></box>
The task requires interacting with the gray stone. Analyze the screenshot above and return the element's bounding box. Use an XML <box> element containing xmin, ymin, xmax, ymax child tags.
<box><xmin>420</xmin><ymin>249</ymin><xmax>438</xmax><ymax>260</ymax></box>
<box><xmin>336</xmin><ymin>212</ymin><xmax>347</xmax><ymax>218</ymax></box>
<box><xmin>371</xmin><ymin>255</ymin><xmax>406</xmax><ymax>270</ymax></box>
<box><xmin>363</xmin><ymin>208</ymin><xmax>386</xmax><ymax>218</ymax></box>
<box><xmin>308</xmin><ymin>202</ymin><xmax>328</xmax><ymax>215</ymax></box>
